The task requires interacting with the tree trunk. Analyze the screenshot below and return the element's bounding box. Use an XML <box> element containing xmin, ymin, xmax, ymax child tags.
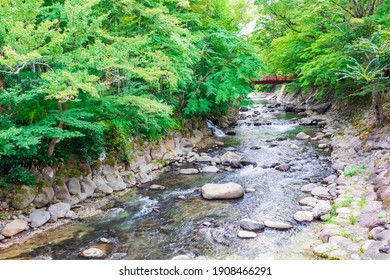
<box><xmin>47</xmin><ymin>100</ymin><xmax>69</xmax><ymax>156</ymax></box>
<box><xmin>0</xmin><ymin>76</ymin><xmax>5</xmax><ymax>115</ymax></box>
<box><xmin>373</xmin><ymin>91</ymin><xmax>384</xmax><ymax>127</ymax></box>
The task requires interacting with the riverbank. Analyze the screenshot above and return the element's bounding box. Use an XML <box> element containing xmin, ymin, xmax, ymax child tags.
<box><xmin>0</xmin><ymin>121</ymin><xmax>221</xmax><ymax>251</ymax></box>
<box><xmin>259</xmin><ymin>89</ymin><xmax>390</xmax><ymax>260</ymax></box>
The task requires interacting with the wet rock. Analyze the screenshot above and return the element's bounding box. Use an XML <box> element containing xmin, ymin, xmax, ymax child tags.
<box><xmin>240</xmin><ymin>159</ymin><xmax>257</xmax><ymax>167</ymax></box>
<box><xmin>275</xmin><ymin>164</ymin><xmax>290</xmax><ymax>172</ymax></box>
<box><xmin>105</xmin><ymin>172</ymin><xmax>127</xmax><ymax>190</ymax></box>
<box><xmin>93</xmin><ymin>176</ymin><xmax>113</xmax><ymax>194</ymax></box>
<box><xmin>80</xmin><ymin>178</ymin><xmax>97</xmax><ymax>197</ymax></box>
<box><xmin>264</xmin><ymin>220</ymin><xmax>293</xmax><ymax>230</ymax></box>
<box><xmin>1</xmin><ymin>219</ymin><xmax>28</xmax><ymax>237</ymax></box>
<box><xmin>293</xmin><ymin>211</ymin><xmax>313</xmax><ymax>222</ymax></box>
<box><xmin>250</xmin><ymin>146</ymin><xmax>261</xmax><ymax>150</ymax></box>
<box><xmin>239</xmin><ymin>218</ymin><xmax>265</xmax><ymax>231</ymax></box>
<box><xmin>318</xmin><ymin>143</ymin><xmax>328</xmax><ymax>149</ymax></box>
<box><xmin>48</xmin><ymin>202</ymin><xmax>70</xmax><ymax>218</ymax></box>
<box><xmin>53</xmin><ymin>179</ymin><xmax>71</xmax><ymax>200</ymax></box>
<box><xmin>311</xmin><ymin>187</ymin><xmax>332</xmax><ymax>199</ymax></box>
<box><xmin>34</xmin><ymin>180</ymin><xmax>55</xmax><ymax>208</ymax></box>
<box><xmin>299</xmin><ymin>197</ymin><xmax>319</xmax><ymax>208</ymax></box>
<box><xmin>245</xmin><ymin>188</ymin><xmax>256</xmax><ymax>193</ymax></box>
<box><xmin>11</xmin><ymin>185</ymin><xmax>36</xmax><ymax>210</ymax></box>
<box><xmin>179</xmin><ymin>168</ymin><xmax>199</xmax><ymax>175</ymax></box>
<box><xmin>201</xmin><ymin>182</ymin><xmax>244</xmax><ymax>200</ymax></box>
<box><xmin>29</xmin><ymin>209</ymin><xmax>51</xmax><ymax>228</ymax></box>
<box><xmin>220</xmin><ymin>151</ymin><xmax>243</xmax><ymax>167</ymax></box>
<box><xmin>80</xmin><ymin>248</ymin><xmax>106</xmax><ymax>259</ymax></box>
<box><xmin>66</xmin><ymin>178</ymin><xmax>81</xmax><ymax>195</ymax></box>
<box><xmin>312</xmin><ymin>201</ymin><xmax>332</xmax><ymax>219</ymax></box>
<box><xmin>196</xmin><ymin>156</ymin><xmax>213</xmax><ymax>162</ymax></box>
<box><xmin>201</xmin><ymin>166</ymin><xmax>219</xmax><ymax>173</ymax></box>
<box><xmin>224</xmin><ymin>147</ymin><xmax>237</xmax><ymax>152</ymax></box>
<box><xmin>290</xmin><ymin>144</ymin><xmax>299</xmax><ymax>149</ymax></box>
<box><xmin>296</xmin><ymin>132</ymin><xmax>310</xmax><ymax>140</ymax></box>
<box><xmin>237</xmin><ymin>230</ymin><xmax>257</xmax><ymax>238</ymax></box>
<box><xmin>301</xmin><ymin>183</ymin><xmax>319</xmax><ymax>193</ymax></box>
<box><xmin>226</xmin><ymin>131</ymin><xmax>236</xmax><ymax>136</ymax></box>
<box><xmin>149</xmin><ymin>184</ymin><xmax>166</xmax><ymax>190</ymax></box>
<box><xmin>215</xmin><ymin>141</ymin><xmax>224</xmax><ymax>146</ymax></box>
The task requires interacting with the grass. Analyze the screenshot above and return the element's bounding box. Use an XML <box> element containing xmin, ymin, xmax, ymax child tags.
<box><xmin>343</xmin><ymin>165</ymin><xmax>366</xmax><ymax>177</ymax></box>
<box><xmin>349</xmin><ymin>215</ymin><xmax>358</xmax><ymax>225</ymax></box>
<box><xmin>358</xmin><ymin>197</ymin><xmax>367</xmax><ymax>208</ymax></box>
<box><xmin>340</xmin><ymin>197</ymin><xmax>353</xmax><ymax>207</ymax></box>
<box><xmin>0</xmin><ymin>213</ymin><xmax>6</xmax><ymax>221</ymax></box>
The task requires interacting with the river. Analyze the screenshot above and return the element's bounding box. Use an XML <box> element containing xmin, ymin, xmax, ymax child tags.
<box><xmin>0</xmin><ymin>97</ymin><xmax>334</xmax><ymax>260</ymax></box>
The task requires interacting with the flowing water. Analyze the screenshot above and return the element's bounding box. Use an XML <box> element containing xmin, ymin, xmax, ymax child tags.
<box><xmin>0</xmin><ymin>97</ymin><xmax>334</xmax><ymax>260</ymax></box>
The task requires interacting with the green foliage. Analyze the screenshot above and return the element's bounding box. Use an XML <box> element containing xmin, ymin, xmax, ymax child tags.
<box><xmin>343</xmin><ymin>165</ymin><xmax>367</xmax><ymax>177</ymax></box>
<box><xmin>3</xmin><ymin>166</ymin><xmax>36</xmax><ymax>186</ymax></box>
<box><xmin>0</xmin><ymin>0</ymin><xmax>262</xmax><ymax>180</ymax></box>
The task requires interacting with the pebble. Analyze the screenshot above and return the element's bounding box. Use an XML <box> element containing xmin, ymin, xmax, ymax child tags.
<box><xmin>237</xmin><ymin>230</ymin><xmax>257</xmax><ymax>238</ymax></box>
<box><xmin>264</xmin><ymin>220</ymin><xmax>293</xmax><ymax>230</ymax></box>
<box><xmin>202</xmin><ymin>221</ymin><xmax>212</xmax><ymax>227</ymax></box>
<box><xmin>177</xmin><ymin>195</ymin><xmax>186</xmax><ymax>200</ymax></box>
<box><xmin>149</xmin><ymin>184</ymin><xmax>166</xmax><ymax>190</ymax></box>
<box><xmin>245</xmin><ymin>188</ymin><xmax>256</xmax><ymax>193</ymax></box>
<box><xmin>299</xmin><ymin>197</ymin><xmax>319</xmax><ymax>207</ymax></box>
<box><xmin>80</xmin><ymin>248</ymin><xmax>105</xmax><ymax>259</ymax></box>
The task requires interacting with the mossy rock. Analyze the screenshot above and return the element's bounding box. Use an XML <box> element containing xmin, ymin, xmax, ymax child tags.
<box><xmin>104</xmin><ymin>155</ymin><xmax>117</xmax><ymax>166</ymax></box>
<box><xmin>90</xmin><ymin>160</ymin><xmax>102</xmax><ymax>171</ymax></box>
<box><xmin>34</xmin><ymin>180</ymin><xmax>55</xmax><ymax>208</ymax></box>
<box><xmin>12</xmin><ymin>185</ymin><xmax>37</xmax><ymax>210</ymax></box>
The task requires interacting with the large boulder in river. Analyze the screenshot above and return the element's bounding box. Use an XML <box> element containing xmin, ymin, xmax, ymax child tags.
<box><xmin>201</xmin><ymin>182</ymin><xmax>244</xmax><ymax>200</ymax></box>
<box><xmin>220</xmin><ymin>151</ymin><xmax>243</xmax><ymax>168</ymax></box>
<box><xmin>34</xmin><ymin>180</ymin><xmax>55</xmax><ymax>208</ymax></box>
<box><xmin>11</xmin><ymin>185</ymin><xmax>36</xmax><ymax>210</ymax></box>
<box><xmin>48</xmin><ymin>202</ymin><xmax>70</xmax><ymax>218</ymax></box>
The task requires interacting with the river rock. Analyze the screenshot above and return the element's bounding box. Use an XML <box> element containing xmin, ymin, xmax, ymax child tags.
<box><xmin>220</xmin><ymin>151</ymin><xmax>243</xmax><ymax>167</ymax></box>
<box><xmin>201</xmin><ymin>182</ymin><xmax>244</xmax><ymax>200</ymax></box>
<box><xmin>311</xmin><ymin>187</ymin><xmax>332</xmax><ymax>199</ymax></box>
<box><xmin>0</xmin><ymin>234</ymin><xmax>4</xmax><ymax>241</ymax></box>
<box><xmin>312</xmin><ymin>201</ymin><xmax>332</xmax><ymax>219</ymax></box>
<box><xmin>264</xmin><ymin>220</ymin><xmax>293</xmax><ymax>230</ymax></box>
<box><xmin>312</xmin><ymin>103</ymin><xmax>331</xmax><ymax>114</ymax></box>
<box><xmin>296</xmin><ymin>132</ymin><xmax>310</xmax><ymax>140</ymax></box>
<box><xmin>29</xmin><ymin>209</ymin><xmax>51</xmax><ymax>228</ymax></box>
<box><xmin>171</xmin><ymin>254</ymin><xmax>193</xmax><ymax>260</ymax></box>
<box><xmin>275</xmin><ymin>164</ymin><xmax>290</xmax><ymax>172</ymax></box>
<box><xmin>239</xmin><ymin>218</ymin><xmax>265</xmax><ymax>231</ymax></box>
<box><xmin>322</xmin><ymin>174</ymin><xmax>337</xmax><ymax>184</ymax></box>
<box><xmin>48</xmin><ymin>202</ymin><xmax>70</xmax><ymax>218</ymax></box>
<box><xmin>196</xmin><ymin>156</ymin><xmax>213</xmax><ymax>162</ymax></box>
<box><xmin>105</xmin><ymin>172</ymin><xmax>127</xmax><ymax>190</ymax></box>
<box><xmin>11</xmin><ymin>185</ymin><xmax>36</xmax><ymax>210</ymax></box>
<box><xmin>77</xmin><ymin>192</ymin><xmax>88</xmax><ymax>202</ymax></box>
<box><xmin>93</xmin><ymin>176</ymin><xmax>113</xmax><ymax>194</ymax></box>
<box><xmin>65</xmin><ymin>210</ymin><xmax>78</xmax><ymax>220</ymax></box>
<box><xmin>201</xmin><ymin>166</ymin><xmax>219</xmax><ymax>173</ymax></box>
<box><xmin>361</xmin><ymin>241</ymin><xmax>389</xmax><ymax>260</ymax></box>
<box><xmin>379</xmin><ymin>245</ymin><xmax>390</xmax><ymax>254</ymax></box>
<box><xmin>1</xmin><ymin>219</ymin><xmax>28</xmax><ymax>237</ymax></box>
<box><xmin>179</xmin><ymin>168</ymin><xmax>199</xmax><ymax>175</ymax></box>
<box><xmin>80</xmin><ymin>248</ymin><xmax>106</xmax><ymax>259</ymax></box>
<box><xmin>318</xmin><ymin>143</ymin><xmax>328</xmax><ymax>149</ymax></box>
<box><xmin>374</xmin><ymin>230</ymin><xmax>390</xmax><ymax>241</ymax></box>
<box><xmin>34</xmin><ymin>180</ymin><xmax>55</xmax><ymax>208</ymax></box>
<box><xmin>329</xmin><ymin>236</ymin><xmax>353</xmax><ymax>247</ymax></box>
<box><xmin>66</xmin><ymin>178</ymin><xmax>81</xmax><ymax>195</ymax></box>
<box><xmin>237</xmin><ymin>230</ymin><xmax>257</xmax><ymax>238</ymax></box>
<box><xmin>293</xmin><ymin>211</ymin><xmax>314</xmax><ymax>222</ymax></box>
<box><xmin>299</xmin><ymin>197</ymin><xmax>319</xmax><ymax>207</ymax></box>
<box><xmin>53</xmin><ymin>179</ymin><xmax>71</xmax><ymax>200</ymax></box>
<box><xmin>149</xmin><ymin>184</ymin><xmax>166</xmax><ymax>190</ymax></box>
<box><xmin>80</xmin><ymin>178</ymin><xmax>97</xmax><ymax>197</ymax></box>
<box><xmin>42</xmin><ymin>166</ymin><xmax>56</xmax><ymax>186</ymax></box>
<box><xmin>313</xmin><ymin>243</ymin><xmax>340</xmax><ymax>258</ymax></box>
<box><xmin>290</xmin><ymin>144</ymin><xmax>299</xmax><ymax>149</ymax></box>
<box><xmin>301</xmin><ymin>183</ymin><xmax>318</xmax><ymax>192</ymax></box>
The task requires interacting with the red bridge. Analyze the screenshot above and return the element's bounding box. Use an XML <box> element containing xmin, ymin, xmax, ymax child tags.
<box><xmin>253</xmin><ymin>76</ymin><xmax>294</xmax><ymax>85</ymax></box>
